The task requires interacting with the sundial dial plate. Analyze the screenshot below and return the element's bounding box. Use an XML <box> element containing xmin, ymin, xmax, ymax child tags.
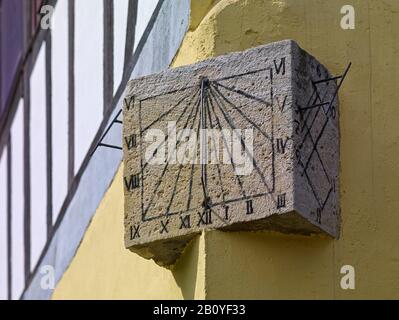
<box><xmin>123</xmin><ymin>40</ymin><xmax>340</xmax><ymax>266</ymax></box>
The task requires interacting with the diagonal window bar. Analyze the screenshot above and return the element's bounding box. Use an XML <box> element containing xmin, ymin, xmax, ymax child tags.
<box><xmin>90</xmin><ymin>109</ymin><xmax>123</xmax><ymax>155</ymax></box>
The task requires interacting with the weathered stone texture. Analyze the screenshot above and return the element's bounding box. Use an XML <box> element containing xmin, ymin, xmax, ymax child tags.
<box><xmin>123</xmin><ymin>40</ymin><xmax>340</xmax><ymax>267</ymax></box>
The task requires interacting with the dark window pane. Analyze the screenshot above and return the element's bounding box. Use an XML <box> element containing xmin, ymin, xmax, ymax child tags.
<box><xmin>0</xmin><ymin>0</ymin><xmax>24</xmax><ymax>119</ymax></box>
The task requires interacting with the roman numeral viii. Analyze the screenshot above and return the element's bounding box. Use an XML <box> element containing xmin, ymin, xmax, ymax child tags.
<box><xmin>124</xmin><ymin>174</ymin><xmax>140</xmax><ymax>191</ymax></box>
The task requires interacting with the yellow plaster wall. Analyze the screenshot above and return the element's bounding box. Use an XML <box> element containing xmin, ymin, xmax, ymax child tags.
<box><xmin>52</xmin><ymin>165</ymin><xmax>206</xmax><ymax>300</ymax></box>
<box><xmin>53</xmin><ymin>0</ymin><xmax>399</xmax><ymax>299</ymax></box>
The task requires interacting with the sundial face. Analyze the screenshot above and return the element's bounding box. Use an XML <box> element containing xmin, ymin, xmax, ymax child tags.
<box><xmin>123</xmin><ymin>40</ymin><xmax>341</xmax><ymax>266</ymax></box>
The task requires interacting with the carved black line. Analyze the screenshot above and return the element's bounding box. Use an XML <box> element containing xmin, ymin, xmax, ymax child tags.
<box><xmin>210</xmin><ymin>85</ymin><xmax>275</xmax><ymax>198</ymax></box>
<box><xmin>141</xmin><ymin>87</ymin><xmax>198</xmax><ymax>133</ymax></box>
<box><xmin>139</xmin><ymin>84</ymin><xmax>198</xmax><ymax>102</ymax></box>
<box><xmin>141</xmin><ymin>91</ymin><xmax>201</xmax><ymax>172</ymax></box>
<box><xmin>142</xmin><ymin>91</ymin><xmax>200</xmax><ymax>220</ymax></box>
<box><xmin>207</xmin><ymin>89</ymin><xmax>247</xmax><ymax>199</ymax></box>
<box><xmin>211</xmin><ymin>82</ymin><xmax>272</xmax><ymax>142</ymax></box>
<box><xmin>212</xmin><ymin>81</ymin><xmax>270</xmax><ymax>106</ymax></box>
<box><xmin>302</xmin><ymin>63</ymin><xmax>351</xmax><ymax>176</ymax></box>
<box><xmin>200</xmin><ymin>78</ymin><xmax>209</xmax><ymax>207</ymax></box>
<box><xmin>186</xmin><ymin>96</ymin><xmax>202</xmax><ymax>211</ymax></box>
<box><xmin>205</xmin><ymin>91</ymin><xmax>228</xmax><ymax>209</ymax></box>
<box><xmin>212</xmin><ymin>67</ymin><xmax>270</xmax><ymax>82</ymax></box>
<box><xmin>165</xmin><ymin>94</ymin><xmax>200</xmax><ymax>215</ymax></box>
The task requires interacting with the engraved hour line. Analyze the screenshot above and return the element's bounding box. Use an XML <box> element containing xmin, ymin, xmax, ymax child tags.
<box><xmin>295</xmin><ymin>82</ymin><xmax>333</xmax><ymax>207</ymax></box>
<box><xmin>212</xmin><ymin>82</ymin><xmax>272</xmax><ymax>142</ymax></box>
<box><xmin>200</xmin><ymin>81</ymin><xmax>229</xmax><ymax>226</ymax></box>
<box><xmin>205</xmin><ymin>90</ymin><xmax>228</xmax><ymax>207</ymax></box>
<box><xmin>142</xmin><ymin>91</ymin><xmax>201</xmax><ymax>220</ymax></box>
<box><xmin>296</xmin><ymin>79</ymin><xmax>333</xmax><ymax>187</ymax></box>
<box><xmin>298</xmin><ymin>81</ymin><xmax>328</xmax><ymax>132</ymax></box>
<box><xmin>207</xmin><ymin>89</ymin><xmax>247</xmax><ymax>199</ymax></box>
<box><xmin>212</xmin><ymin>81</ymin><xmax>271</xmax><ymax>106</ymax></box>
<box><xmin>141</xmin><ymin>90</ymin><xmax>201</xmax><ymax>172</ymax></box>
<box><xmin>138</xmin><ymin>97</ymin><xmax>144</xmax><ymax>223</ymax></box>
<box><xmin>302</xmin><ymin>63</ymin><xmax>351</xmax><ymax>176</ymax></box>
<box><xmin>295</xmin><ymin>80</ymin><xmax>327</xmax><ymax>208</ymax></box>
<box><xmin>298</xmin><ymin>79</ymin><xmax>332</xmax><ymax>150</ymax></box>
<box><xmin>164</xmin><ymin>92</ymin><xmax>201</xmax><ymax>216</ymax></box>
<box><xmin>141</xmin><ymin>88</ymin><xmax>196</xmax><ymax>133</ymax></box>
<box><xmin>139</xmin><ymin>84</ymin><xmax>199</xmax><ymax>102</ymax></box>
<box><xmin>211</xmin><ymin>66</ymin><xmax>270</xmax><ymax>82</ymax></box>
<box><xmin>212</xmin><ymin>71</ymin><xmax>278</xmax><ymax>199</ymax></box>
<box><xmin>295</xmin><ymin>65</ymin><xmax>351</xmax><ymax>210</ymax></box>
<box><xmin>210</xmin><ymin>85</ymin><xmax>275</xmax><ymax>199</ymax></box>
<box><xmin>134</xmin><ymin>59</ymin><xmax>291</xmax><ymax>223</ymax></box>
<box><xmin>200</xmin><ymin>78</ymin><xmax>209</xmax><ymax>207</ymax></box>
<box><xmin>186</xmin><ymin>99</ymin><xmax>202</xmax><ymax>211</ymax></box>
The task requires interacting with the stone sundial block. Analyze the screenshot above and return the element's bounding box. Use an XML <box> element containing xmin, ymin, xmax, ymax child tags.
<box><xmin>123</xmin><ymin>40</ymin><xmax>340</xmax><ymax>267</ymax></box>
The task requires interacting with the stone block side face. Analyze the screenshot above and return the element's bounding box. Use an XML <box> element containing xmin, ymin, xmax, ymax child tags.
<box><xmin>291</xmin><ymin>42</ymin><xmax>340</xmax><ymax>238</ymax></box>
<box><xmin>122</xmin><ymin>40</ymin><xmax>339</xmax><ymax>266</ymax></box>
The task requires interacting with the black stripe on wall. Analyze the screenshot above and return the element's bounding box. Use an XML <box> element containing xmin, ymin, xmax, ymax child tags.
<box><xmin>123</xmin><ymin>0</ymin><xmax>138</xmax><ymax>78</ymax></box>
<box><xmin>45</xmin><ymin>31</ymin><xmax>53</xmax><ymax>237</ymax></box>
<box><xmin>68</xmin><ymin>0</ymin><xmax>75</xmax><ymax>185</ymax></box>
<box><xmin>7</xmin><ymin>136</ymin><xmax>12</xmax><ymax>300</ymax></box>
<box><xmin>103</xmin><ymin>0</ymin><xmax>114</xmax><ymax>114</ymax></box>
<box><xmin>23</xmin><ymin>66</ymin><xmax>31</xmax><ymax>284</ymax></box>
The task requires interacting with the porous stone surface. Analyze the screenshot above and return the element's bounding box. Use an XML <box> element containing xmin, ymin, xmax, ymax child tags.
<box><xmin>123</xmin><ymin>40</ymin><xmax>340</xmax><ymax>267</ymax></box>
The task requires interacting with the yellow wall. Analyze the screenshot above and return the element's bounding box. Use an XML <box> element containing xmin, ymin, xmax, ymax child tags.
<box><xmin>52</xmin><ymin>165</ymin><xmax>206</xmax><ymax>300</ymax></box>
<box><xmin>53</xmin><ymin>0</ymin><xmax>399</xmax><ymax>299</ymax></box>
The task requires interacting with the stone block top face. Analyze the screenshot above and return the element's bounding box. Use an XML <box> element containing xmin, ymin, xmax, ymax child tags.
<box><xmin>123</xmin><ymin>40</ymin><xmax>340</xmax><ymax>267</ymax></box>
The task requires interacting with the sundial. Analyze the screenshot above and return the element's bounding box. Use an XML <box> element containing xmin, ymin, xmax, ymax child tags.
<box><xmin>122</xmin><ymin>40</ymin><xmax>347</xmax><ymax>267</ymax></box>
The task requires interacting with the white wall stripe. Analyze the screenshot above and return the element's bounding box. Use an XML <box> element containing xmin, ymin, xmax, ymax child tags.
<box><xmin>51</xmin><ymin>0</ymin><xmax>69</xmax><ymax>223</ymax></box>
<box><xmin>0</xmin><ymin>147</ymin><xmax>8</xmax><ymax>300</ymax></box>
<box><xmin>74</xmin><ymin>0</ymin><xmax>104</xmax><ymax>173</ymax></box>
<box><xmin>30</xmin><ymin>45</ymin><xmax>48</xmax><ymax>271</ymax></box>
<box><xmin>11</xmin><ymin>100</ymin><xmax>24</xmax><ymax>300</ymax></box>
